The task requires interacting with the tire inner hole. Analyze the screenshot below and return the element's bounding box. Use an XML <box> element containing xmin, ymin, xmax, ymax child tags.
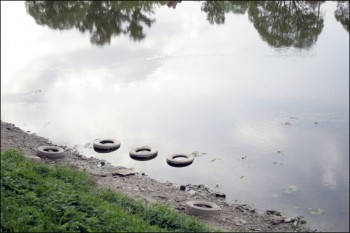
<box><xmin>136</xmin><ymin>148</ymin><xmax>151</xmax><ymax>153</ymax></box>
<box><xmin>100</xmin><ymin>140</ymin><xmax>114</xmax><ymax>144</ymax></box>
<box><xmin>45</xmin><ymin>149</ymin><xmax>58</xmax><ymax>152</ymax></box>
<box><xmin>194</xmin><ymin>204</ymin><xmax>213</xmax><ymax>208</ymax></box>
<box><xmin>173</xmin><ymin>155</ymin><xmax>188</xmax><ymax>160</ymax></box>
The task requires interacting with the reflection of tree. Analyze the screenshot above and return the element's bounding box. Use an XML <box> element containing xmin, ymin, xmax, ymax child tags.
<box><xmin>201</xmin><ymin>1</ymin><xmax>249</xmax><ymax>24</ymax></box>
<box><xmin>247</xmin><ymin>1</ymin><xmax>324</xmax><ymax>49</ymax></box>
<box><xmin>335</xmin><ymin>1</ymin><xmax>349</xmax><ymax>33</ymax></box>
<box><xmin>25</xmin><ymin>1</ymin><xmax>165</xmax><ymax>46</ymax></box>
<box><xmin>25</xmin><ymin>1</ymin><xmax>328</xmax><ymax>49</ymax></box>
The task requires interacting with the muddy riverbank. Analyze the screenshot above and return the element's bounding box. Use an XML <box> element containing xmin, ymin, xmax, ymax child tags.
<box><xmin>1</xmin><ymin>120</ymin><xmax>316</xmax><ymax>232</ymax></box>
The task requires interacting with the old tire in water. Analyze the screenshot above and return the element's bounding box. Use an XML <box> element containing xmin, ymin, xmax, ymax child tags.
<box><xmin>185</xmin><ymin>201</ymin><xmax>221</xmax><ymax>217</ymax></box>
<box><xmin>129</xmin><ymin>146</ymin><xmax>158</xmax><ymax>161</ymax></box>
<box><xmin>166</xmin><ymin>153</ymin><xmax>194</xmax><ymax>167</ymax></box>
<box><xmin>93</xmin><ymin>138</ymin><xmax>120</xmax><ymax>153</ymax></box>
<box><xmin>37</xmin><ymin>146</ymin><xmax>65</xmax><ymax>159</ymax></box>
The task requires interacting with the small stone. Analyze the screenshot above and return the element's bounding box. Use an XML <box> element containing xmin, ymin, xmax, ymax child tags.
<box><xmin>266</xmin><ymin>210</ymin><xmax>277</xmax><ymax>215</ymax></box>
<box><xmin>175</xmin><ymin>206</ymin><xmax>185</xmax><ymax>211</ymax></box>
<box><xmin>239</xmin><ymin>219</ymin><xmax>247</xmax><ymax>224</ymax></box>
<box><xmin>284</xmin><ymin>218</ymin><xmax>292</xmax><ymax>223</ymax></box>
<box><xmin>26</xmin><ymin>156</ymin><xmax>41</xmax><ymax>162</ymax></box>
<box><xmin>233</xmin><ymin>218</ymin><xmax>243</xmax><ymax>226</ymax></box>
<box><xmin>180</xmin><ymin>185</ymin><xmax>186</xmax><ymax>191</ymax></box>
<box><xmin>100</xmin><ymin>161</ymin><xmax>105</xmax><ymax>166</ymax></box>
<box><xmin>293</xmin><ymin>221</ymin><xmax>298</xmax><ymax>227</ymax></box>
<box><xmin>112</xmin><ymin>169</ymin><xmax>137</xmax><ymax>177</ymax></box>
<box><xmin>188</xmin><ymin>190</ymin><xmax>196</xmax><ymax>196</ymax></box>
<box><xmin>271</xmin><ymin>216</ymin><xmax>284</xmax><ymax>225</ymax></box>
<box><xmin>141</xmin><ymin>172</ymin><xmax>145</xmax><ymax>176</ymax></box>
<box><xmin>157</xmin><ymin>195</ymin><xmax>168</xmax><ymax>200</ymax></box>
<box><xmin>215</xmin><ymin>193</ymin><xmax>226</xmax><ymax>198</ymax></box>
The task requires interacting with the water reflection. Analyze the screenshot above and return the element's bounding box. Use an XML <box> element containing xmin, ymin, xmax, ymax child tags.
<box><xmin>335</xmin><ymin>1</ymin><xmax>349</xmax><ymax>33</ymax></box>
<box><xmin>25</xmin><ymin>1</ymin><xmax>166</xmax><ymax>45</ymax></box>
<box><xmin>201</xmin><ymin>1</ymin><xmax>249</xmax><ymax>24</ymax></box>
<box><xmin>26</xmin><ymin>0</ymin><xmax>328</xmax><ymax>49</ymax></box>
<box><xmin>167</xmin><ymin>0</ymin><xmax>182</xmax><ymax>9</ymax></box>
<box><xmin>200</xmin><ymin>1</ymin><xmax>325</xmax><ymax>48</ymax></box>
<box><xmin>248</xmin><ymin>1</ymin><xmax>324</xmax><ymax>49</ymax></box>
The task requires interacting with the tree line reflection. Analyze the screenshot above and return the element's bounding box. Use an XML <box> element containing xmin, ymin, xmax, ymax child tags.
<box><xmin>25</xmin><ymin>1</ymin><xmax>166</xmax><ymax>45</ymax></box>
<box><xmin>25</xmin><ymin>1</ymin><xmax>349</xmax><ymax>48</ymax></box>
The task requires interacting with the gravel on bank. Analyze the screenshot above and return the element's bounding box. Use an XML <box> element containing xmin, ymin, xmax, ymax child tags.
<box><xmin>1</xmin><ymin>120</ymin><xmax>316</xmax><ymax>232</ymax></box>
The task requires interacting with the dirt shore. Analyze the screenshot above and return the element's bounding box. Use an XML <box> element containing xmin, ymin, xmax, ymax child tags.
<box><xmin>1</xmin><ymin>120</ymin><xmax>316</xmax><ymax>232</ymax></box>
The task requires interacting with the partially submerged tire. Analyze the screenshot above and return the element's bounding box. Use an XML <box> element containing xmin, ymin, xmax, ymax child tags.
<box><xmin>166</xmin><ymin>153</ymin><xmax>194</xmax><ymax>167</ymax></box>
<box><xmin>93</xmin><ymin>138</ymin><xmax>120</xmax><ymax>153</ymax></box>
<box><xmin>37</xmin><ymin>146</ymin><xmax>65</xmax><ymax>159</ymax></box>
<box><xmin>129</xmin><ymin>146</ymin><xmax>158</xmax><ymax>161</ymax></box>
<box><xmin>185</xmin><ymin>201</ymin><xmax>221</xmax><ymax>217</ymax></box>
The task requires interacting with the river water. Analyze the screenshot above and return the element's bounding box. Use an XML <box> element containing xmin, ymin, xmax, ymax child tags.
<box><xmin>1</xmin><ymin>1</ymin><xmax>349</xmax><ymax>232</ymax></box>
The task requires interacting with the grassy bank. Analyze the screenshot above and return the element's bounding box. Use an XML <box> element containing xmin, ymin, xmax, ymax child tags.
<box><xmin>1</xmin><ymin>149</ymin><xmax>211</xmax><ymax>232</ymax></box>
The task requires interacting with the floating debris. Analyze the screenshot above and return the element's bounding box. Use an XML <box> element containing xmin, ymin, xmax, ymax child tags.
<box><xmin>240</xmin><ymin>176</ymin><xmax>248</xmax><ymax>183</ymax></box>
<box><xmin>283</xmin><ymin>122</ymin><xmax>291</xmax><ymax>126</ymax></box>
<box><xmin>210</xmin><ymin>157</ymin><xmax>222</xmax><ymax>162</ymax></box>
<box><xmin>309</xmin><ymin>208</ymin><xmax>324</xmax><ymax>215</ymax></box>
<box><xmin>284</xmin><ymin>185</ymin><xmax>298</xmax><ymax>193</ymax></box>
<box><xmin>241</xmin><ymin>155</ymin><xmax>248</xmax><ymax>160</ymax></box>
<box><xmin>276</xmin><ymin>150</ymin><xmax>285</xmax><ymax>155</ymax></box>
<box><xmin>34</xmin><ymin>89</ymin><xmax>42</xmax><ymax>94</ymax></box>
<box><xmin>190</xmin><ymin>151</ymin><xmax>207</xmax><ymax>158</ymax></box>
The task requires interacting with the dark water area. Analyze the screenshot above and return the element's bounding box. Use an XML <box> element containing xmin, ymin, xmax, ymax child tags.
<box><xmin>1</xmin><ymin>1</ymin><xmax>349</xmax><ymax>231</ymax></box>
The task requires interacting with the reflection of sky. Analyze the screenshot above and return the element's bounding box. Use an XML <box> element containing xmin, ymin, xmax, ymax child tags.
<box><xmin>1</xmin><ymin>1</ymin><xmax>349</xmax><ymax>232</ymax></box>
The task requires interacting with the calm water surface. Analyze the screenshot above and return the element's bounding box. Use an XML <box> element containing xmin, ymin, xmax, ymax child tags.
<box><xmin>1</xmin><ymin>1</ymin><xmax>349</xmax><ymax>232</ymax></box>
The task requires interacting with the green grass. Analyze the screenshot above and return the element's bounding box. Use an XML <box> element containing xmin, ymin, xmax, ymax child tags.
<box><xmin>1</xmin><ymin>149</ymin><xmax>211</xmax><ymax>232</ymax></box>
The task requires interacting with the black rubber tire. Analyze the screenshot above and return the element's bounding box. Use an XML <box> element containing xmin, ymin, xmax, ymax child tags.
<box><xmin>93</xmin><ymin>138</ymin><xmax>120</xmax><ymax>153</ymax></box>
<box><xmin>37</xmin><ymin>146</ymin><xmax>65</xmax><ymax>159</ymax></box>
<box><xmin>185</xmin><ymin>201</ymin><xmax>221</xmax><ymax>217</ymax></box>
<box><xmin>129</xmin><ymin>146</ymin><xmax>158</xmax><ymax>161</ymax></box>
<box><xmin>166</xmin><ymin>153</ymin><xmax>194</xmax><ymax>167</ymax></box>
